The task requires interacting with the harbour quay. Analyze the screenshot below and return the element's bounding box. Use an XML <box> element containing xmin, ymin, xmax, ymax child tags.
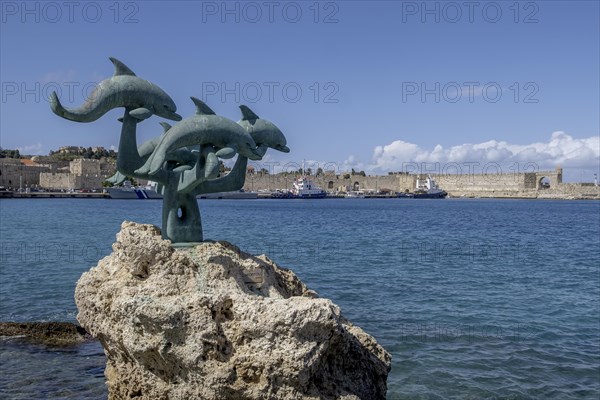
<box><xmin>244</xmin><ymin>167</ymin><xmax>600</xmax><ymax>200</ymax></box>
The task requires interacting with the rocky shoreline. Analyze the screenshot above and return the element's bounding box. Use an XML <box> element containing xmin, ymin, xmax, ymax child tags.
<box><xmin>0</xmin><ymin>321</ymin><xmax>93</xmax><ymax>346</ymax></box>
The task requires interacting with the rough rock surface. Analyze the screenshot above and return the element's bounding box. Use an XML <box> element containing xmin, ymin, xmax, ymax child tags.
<box><xmin>75</xmin><ymin>221</ymin><xmax>391</xmax><ymax>400</ymax></box>
<box><xmin>0</xmin><ymin>322</ymin><xmax>92</xmax><ymax>346</ymax></box>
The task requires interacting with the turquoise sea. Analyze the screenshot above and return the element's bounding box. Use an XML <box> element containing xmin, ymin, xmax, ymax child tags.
<box><xmin>1</xmin><ymin>198</ymin><xmax>599</xmax><ymax>399</ymax></box>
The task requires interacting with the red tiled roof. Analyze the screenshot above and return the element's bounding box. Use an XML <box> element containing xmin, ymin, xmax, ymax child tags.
<box><xmin>20</xmin><ymin>159</ymin><xmax>38</xmax><ymax>166</ymax></box>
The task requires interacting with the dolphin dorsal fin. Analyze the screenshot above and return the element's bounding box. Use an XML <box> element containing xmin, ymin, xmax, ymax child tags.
<box><xmin>190</xmin><ymin>97</ymin><xmax>216</xmax><ymax>115</ymax></box>
<box><xmin>240</xmin><ymin>105</ymin><xmax>260</xmax><ymax>121</ymax></box>
<box><xmin>109</xmin><ymin>57</ymin><xmax>136</xmax><ymax>76</ymax></box>
<box><xmin>159</xmin><ymin>122</ymin><xmax>172</xmax><ymax>133</ymax></box>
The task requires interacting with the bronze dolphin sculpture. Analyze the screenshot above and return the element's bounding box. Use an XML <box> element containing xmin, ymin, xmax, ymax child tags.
<box><xmin>50</xmin><ymin>57</ymin><xmax>181</xmax><ymax>123</ymax></box>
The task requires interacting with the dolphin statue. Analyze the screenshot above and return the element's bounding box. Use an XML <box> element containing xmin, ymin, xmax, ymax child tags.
<box><xmin>177</xmin><ymin>106</ymin><xmax>290</xmax><ymax>194</ymax></box>
<box><xmin>106</xmin><ymin>121</ymin><xmax>198</xmax><ymax>185</ymax></box>
<box><xmin>136</xmin><ymin>97</ymin><xmax>262</xmax><ymax>176</ymax></box>
<box><xmin>50</xmin><ymin>57</ymin><xmax>182</xmax><ymax>123</ymax></box>
<box><xmin>237</xmin><ymin>105</ymin><xmax>289</xmax><ymax>157</ymax></box>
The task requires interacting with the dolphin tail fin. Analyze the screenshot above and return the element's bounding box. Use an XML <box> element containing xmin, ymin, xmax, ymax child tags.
<box><xmin>240</xmin><ymin>105</ymin><xmax>260</xmax><ymax>121</ymax></box>
<box><xmin>49</xmin><ymin>90</ymin><xmax>95</xmax><ymax>122</ymax></box>
<box><xmin>109</xmin><ymin>57</ymin><xmax>136</xmax><ymax>76</ymax></box>
<box><xmin>49</xmin><ymin>91</ymin><xmax>66</xmax><ymax>118</ymax></box>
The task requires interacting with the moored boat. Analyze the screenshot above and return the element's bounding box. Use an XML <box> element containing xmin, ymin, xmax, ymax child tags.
<box><xmin>345</xmin><ymin>190</ymin><xmax>366</xmax><ymax>198</ymax></box>
<box><xmin>106</xmin><ymin>180</ymin><xmax>162</xmax><ymax>199</ymax></box>
<box><xmin>290</xmin><ymin>176</ymin><xmax>326</xmax><ymax>198</ymax></box>
<box><xmin>398</xmin><ymin>175</ymin><xmax>447</xmax><ymax>199</ymax></box>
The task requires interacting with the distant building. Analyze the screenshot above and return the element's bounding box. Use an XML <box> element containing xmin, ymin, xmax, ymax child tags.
<box><xmin>0</xmin><ymin>158</ymin><xmax>50</xmax><ymax>189</ymax></box>
<box><xmin>57</xmin><ymin>146</ymin><xmax>86</xmax><ymax>155</ymax></box>
<box><xmin>39</xmin><ymin>159</ymin><xmax>116</xmax><ymax>190</ymax></box>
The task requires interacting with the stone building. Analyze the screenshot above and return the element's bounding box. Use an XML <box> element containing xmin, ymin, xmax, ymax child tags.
<box><xmin>39</xmin><ymin>159</ymin><xmax>116</xmax><ymax>190</ymax></box>
<box><xmin>0</xmin><ymin>158</ymin><xmax>50</xmax><ymax>189</ymax></box>
<box><xmin>57</xmin><ymin>146</ymin><xmax>86</xmax><ymax>155</ymax></box>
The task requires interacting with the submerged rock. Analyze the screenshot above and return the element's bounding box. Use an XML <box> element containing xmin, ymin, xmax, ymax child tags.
<box><xmin>0</xmin><ymin>321</ymin><xmax>91</xmax><ymax>346</ymax></box>
<box><xmin>75</xmin><ymin>221</ymin><xmax>391</xmax><ymax>400</ymax></box>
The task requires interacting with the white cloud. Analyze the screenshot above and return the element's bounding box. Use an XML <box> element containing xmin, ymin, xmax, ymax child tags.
<box><xmin>370</xmin><ymin>132</ymin><xmax>600</xmax><ymax>172</ymax></box>
<box><xmin>17</xmin><ymin>142</ymin><xmax>44</xmax><ymax>155</ymax></box>
<box><xmin>40</xmin><ymin>70</ymin><xmax>78</xmax><ymax>84</ymax></box>
<box><xmin>340</xmin><ymin>154</ymin><xmax>367</xmax><ymax>172</ymax></box>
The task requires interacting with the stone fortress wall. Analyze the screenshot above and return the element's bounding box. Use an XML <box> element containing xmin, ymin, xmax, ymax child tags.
<box><xmin>1</xmin><ymin>158</ymin><xmax>115</xmax><ymax>191</ymax></box>
<box><xmin>39</xmin><ymin>159</ymin><xmax>116</xmax><ymax>190</ymax></box>
<box><xmin>0</xmin><ymin>158</ymin><xmax>47</xmax><ymax>188</ymax></box>
<box><xmin>242</xmin><ymin>167</ymin><xmax>599</xmax><ymax>200</ymax></box>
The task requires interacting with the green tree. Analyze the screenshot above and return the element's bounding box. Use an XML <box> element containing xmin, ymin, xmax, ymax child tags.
<box><xmin>0</xmin><ymin>148</ymin><xmax>20</xmax><ymax>159</ymax></box>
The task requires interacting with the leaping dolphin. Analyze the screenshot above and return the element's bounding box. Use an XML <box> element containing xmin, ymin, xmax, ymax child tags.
<box><xmin>237</xmin><ymin>105</ymin><xmax>289</xmax><ymax>157</ymax></box>
<box><xmin>136</xmin><ymin>97</ymin><xmax>262</xmax><ymax>176</ymax></box>
<box><xmin>50</xmin><ymin>57</ymin><xmax>182</xmax><ymax>123</ymax></box>
<box><xmin>106</xmin><ymin>121</ymin><xmax>201</xmax><ymax>185</ymax></box>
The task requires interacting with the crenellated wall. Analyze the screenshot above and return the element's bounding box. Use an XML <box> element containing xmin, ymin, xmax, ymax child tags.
<box><xmin>242</xmin><ymin>173</ymin><xmax>415</xmax><ymax>193</ymax></box>
<box><xmin>241</xmin><ymin>167</ymin><xmax>598</xmax><ymax>199</ymax></box>
<box><xmin>39</xmin><ymin>159</ymin><xmax>116</xmax><ymax>190</ymax></box>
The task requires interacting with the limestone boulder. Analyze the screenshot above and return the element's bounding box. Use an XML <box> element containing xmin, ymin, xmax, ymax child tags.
<box><xmin>75</xmin><ymin>221</ymin><xmax>391</xmax><ymax>400</ymax></box>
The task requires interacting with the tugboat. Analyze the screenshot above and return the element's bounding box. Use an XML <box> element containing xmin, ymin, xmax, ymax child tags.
<box><xmin>398</xmin><ymin>175</ymin><xmax>447</xmax><ymax>199</ymax></box>
<box><xmin>290</xmin><ymin>176</ymin><xmax>327</xmax><ymax>198</ymax></box>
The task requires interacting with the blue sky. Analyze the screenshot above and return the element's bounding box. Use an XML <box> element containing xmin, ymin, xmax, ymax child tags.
<box><xmin>1</xmin><ymin>1</ymin><xmax>598</xmax><ymax>181</ymax></box>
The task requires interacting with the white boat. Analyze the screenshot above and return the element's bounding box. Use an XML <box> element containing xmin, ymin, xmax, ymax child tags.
<box><xmin>398</xmin><ymin>175</ymin><xmax>447</xmax><ymax>199</ymax></box>
<box><xmin>197</xmin><ymin>190</ymin><xmax>258</xmax><ymax>199</ymax></box>
<box><xmin>345</xmin><ymin>190</ymin><xmax>365</xmax><ymax>198</ymax></box>
<box><xmin>291</xmin><ymin>176</ymin><xmax>327</xmax><ymax>198</ymax></box>
<box><xmin>106</xmin><ymin>180</ymin><xmax>162</xmax><ymax>199</ymax></box>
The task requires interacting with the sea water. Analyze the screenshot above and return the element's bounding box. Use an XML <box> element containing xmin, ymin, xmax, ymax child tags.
<box><xmin>0</xmin><ymin>198</ymin><xmax>599</xmax><ymax>399</ymax></box>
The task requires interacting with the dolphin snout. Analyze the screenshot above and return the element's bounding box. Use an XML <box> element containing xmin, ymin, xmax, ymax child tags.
<box><xmin>166</xmin><ymin>111</ymin><xmax>182</xmax><ymax>121</ymax></box>
<box><xmin>275</xmin><ymin>144</ymin><xmax>290</xmax><ymax>153</ymax></box>
<box><xmin>159</xmin><ymin>104</ymin><xmax>182</xmax><ymax>121</ymax></box>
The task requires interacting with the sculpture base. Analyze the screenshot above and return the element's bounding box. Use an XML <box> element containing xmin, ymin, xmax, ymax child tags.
<box><xmin>75</xmin><ymin>221</ymin><xmax>391</xmax><ymax>400</ymax></box>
